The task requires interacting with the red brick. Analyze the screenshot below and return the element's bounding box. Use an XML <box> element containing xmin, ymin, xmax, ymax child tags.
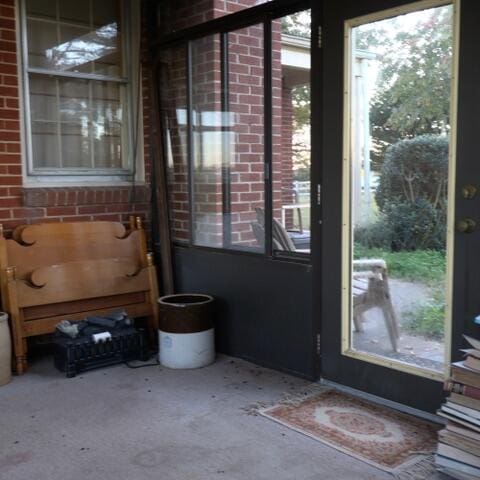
<box><xmin>0</xmin><ymin>5</ymin><xmax>14</xmax><ymax>16</ymax></box>
<box><xmin>0</xmin><ymin>18</ymin><xmax>14</xmax><ymax>30</ymax></box>
<box><xmin>0</xmin><ymin>40</ymin><xmax>16</xmax><ymax>52</ymax></box>
<box><xmin>0</xmin><ymin>152</ymin><xmax>19</xmax><ymax>163</ymax></box>
<box><xmin>0</xmin><ymin>108</ymin><xmax>18</xmax><ymax>119</ymax></box>
<box><xmin>0</xmin><ymin>29</ymin><xmax>15</xmax><ymax>41</ymax></box>
<box><xmin>5</xmin><ymin>98</ymin><xmax>18</xmax><ymax>109</ymax></box>
<box><xmin>46</xmin><ymin>206</ymin><xmax>77</xmax><ymax>216</ymax></box>
<box><xmin>77</xmin><ymin>205</ymin><xmax>106</xmax><ymax>215</ymax></box>
<box><xmin>12</xmin><ymin>207</ymin><xmax>45</xmax><ymax>218</ymax></box>
<box><xmin>6</xmin><ymin>143</ymin><xmax>20</xmax><ymax>152</ymax></box>
<box><xmin>0</xmin><ymin>175</ymin><xmax>20</xmax><ymax>185</ymax></box>
<box><xmin>2</xmin><ymin>75</ymin><xmax>17</xmax><ymax>86</ymax></box>
<box><xmin>0</xmin><ymin>130</ymin><xmax>19</xmax><ymax>141</ymax></box>
<box><xmin>0</xmin><ymin>63</ymin><xmax>18</xmax><ymax>75</ymax></box>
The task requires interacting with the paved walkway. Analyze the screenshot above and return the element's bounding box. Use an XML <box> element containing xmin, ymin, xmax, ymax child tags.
<box><xmin>353</xmin><ymin>279</ymin><xmax>444</xmax><ymax>370</ymax></box>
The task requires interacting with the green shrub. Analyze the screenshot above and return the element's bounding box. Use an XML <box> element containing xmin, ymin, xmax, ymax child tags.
<box><xmin>357</xmin><ymin>135</ymin><xmax>449</xmax><ymax>251</ymax></box>
<box><xmin>376</xmin><ymin>134</ymin><xmax>449</xmax><ymax>213</ymax></box>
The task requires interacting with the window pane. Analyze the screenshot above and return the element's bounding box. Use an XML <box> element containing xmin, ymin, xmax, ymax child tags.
<box><xmin>26</xmin><ymin>0</ymin><xmax>55</xmax><ymax>19</ymax></box>
<box><xmin>26</xmin><ymin>1</ymin><xmax>122</xmax><ymax>76</ymax></box>
<box><xmin>160</xmin><ymin>47</ymin><xmax>190</xmax><ymax>244</ymax></box>
<box><xmin>32</xmin><ymin>122</ymin><xmax>59</xmax><ymax>168</ymax></box>
<box><xmin>190</xmin><ymin>25</ymin><xmax>265</xmax><ymax>252</ymax></box>
<box><xmin>228</xmin><ymin>25</ymin><xmax>265</xmax><ymax>251</ymax></box>
<box><xmin>29</xmin><ymin>74</ymin><xmax>57</xmax><ymax>121</ymax></box>
<box><xmin>59</xmin><ymin>0</ymin><xmax>89</xmax><ymax>24</ymax></box>
<box><xmin>273</xmin><ymin>10</ymin><xmax>311</xmax><ymax>254</ymax></box>
<box><xmin>27</xmin><ymin>19</ymin><xmax>57</xmax><ymax>69</ymax></box>
<box><xmin>29</xmin><ymin>75</ymin><xmax>128</xmax><ymax>171</ymax></box>
<box><xmin>61</xmin><ymin>123</ymin><xmax>91</xmax><ymax>168</ymax></box>
<box><xmin>191</xmin><ymin>34</ymin><xmax>224</xmax><ymax>248</ymax></box>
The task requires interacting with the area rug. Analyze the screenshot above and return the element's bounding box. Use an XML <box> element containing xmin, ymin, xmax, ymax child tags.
<box><xmin>259</xmin><ymin>389</ymin><xmax>440</xmax><ymax>475</ymax></box>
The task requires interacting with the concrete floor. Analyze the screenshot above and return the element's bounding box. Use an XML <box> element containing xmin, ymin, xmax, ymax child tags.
<box><xmin>0</xmin><ymin>354</ymin><xmax>446</xmax><ymax>480</ymax></box>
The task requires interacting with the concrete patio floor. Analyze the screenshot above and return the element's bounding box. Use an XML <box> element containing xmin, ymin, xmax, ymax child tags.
<box><xmin>0</xmin><ymin>354</ymin><xmax>446</xmax><ymax>480</ymax></box>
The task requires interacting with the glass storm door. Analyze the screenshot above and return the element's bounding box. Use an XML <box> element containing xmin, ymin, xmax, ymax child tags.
<box><xmin>319</xmin><ymin>0</ymin><xmax>480</xmax><ymax>411</ymax></box>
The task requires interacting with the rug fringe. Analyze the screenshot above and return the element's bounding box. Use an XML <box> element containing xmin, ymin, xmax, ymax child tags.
<box><xmin>242</xmin><ymin>383</ymin><xmax>328</xmax><ymax>416</ymax></box>
<box><xmin>393</xmin><ymin>454</ymin><xmax>439</xmax><ymax>480</ymax></box>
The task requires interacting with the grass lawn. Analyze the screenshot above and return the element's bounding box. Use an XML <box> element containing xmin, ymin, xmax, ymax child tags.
<box><xmin>354</xmin><ymin>244</ymin><xmax>446</xmax><ymax>284</ymax></box>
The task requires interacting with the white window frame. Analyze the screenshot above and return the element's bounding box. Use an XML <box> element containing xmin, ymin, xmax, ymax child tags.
<box><xmin>18</xmin><ymin>0</ymin><xmax>143</xmax><ymax>186</ymax></box>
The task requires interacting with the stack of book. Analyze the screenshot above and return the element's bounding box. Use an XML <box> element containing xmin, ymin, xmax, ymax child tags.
<box><xmin>436</xmin><ymin>335</ymin><xmax>480</xmax><ymax>479</ymax></box>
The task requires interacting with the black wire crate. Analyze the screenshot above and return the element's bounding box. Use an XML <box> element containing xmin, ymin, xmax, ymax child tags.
<box><xmin>54</xmin><ymin>326</ymin><xmax>149</xmax><ymax>378</ymax></box>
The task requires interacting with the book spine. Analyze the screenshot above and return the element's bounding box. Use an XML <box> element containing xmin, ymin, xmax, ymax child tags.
<box><xmin>445</xmin><ymin>381</ymin><xmax>480</xmax><ymax>400</ymax></box>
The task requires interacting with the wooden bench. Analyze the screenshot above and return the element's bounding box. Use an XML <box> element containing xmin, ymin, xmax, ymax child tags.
<box><xmin>0</xmin><ymin>217</ymin><xmax>159</xmax><ymax>374</ymax></box>
<box><xmin>352</xmin><ymin>259</ymin><xmax>400</xmax><ymax>352</ymax></box>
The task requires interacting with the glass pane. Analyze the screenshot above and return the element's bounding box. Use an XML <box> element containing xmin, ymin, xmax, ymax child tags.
<box><xmin>29</xmin><ymin>75</ymin><xmax>127</xmax><ymax>171</ymax></box>
<box><xmin>93</xmin><ymin>0</ymin><xmax>119</xmax><ymax>27</ymax></box>
<box><xmin>60</xmin><ymin>123</ymin><xmax>91</xmax><ymax>168</ymax></box>
<box><xmin>191</xmin><ymin>34</ymin><xmax>224</xmax><ymax>248</ymax></box>
<box><xmin>160</xmin><ymin>47</ymin><xmax>190</xmax><ymax>244</ymax></box>
<box><xmin>26</xmin><ymin>1</ymin><xmax>121</xmax><ymax>76</ymax></box>
<box><xmin>58</xmin><ymin>24</ymin><xmax>93</xmax><ymax>74</ymax></box>
<box><xmin>32</xmin><ymin>122</ymin><xmax>59</xmax><ymax>168</ymax></box>
<box><xmin>190</xmin><ymin>26</ymin><xmax>265</xmax><ymax>252</ymax></box>
<box><xmin>228</xmin><ymin>24</ymin><xmax>265</xmax><ymax>251</ymax></box>
<box><xmin>273</xmin><ymin>10</ymin><xmax>311</xmax><ymax>254</ymax></box>
<box><xmin>91</xmin><ymin>81</ymin><xmax>124</xmax><ymax>168</ymax></box>
<box><xmin>27</xmin><ymin>19</ymin><xmax>58</xmax><ymax>69</ymax></box>
<box><xmin>58</xmin><ymin>78</ymin><xmax>89</xmax><ymax>123</ymax></box>
<box><xmin>29</xmin><ymin>74</ymin><xmax>57</xmax><ymax>121</ymax></box>
<box><xmin>26</xmin><ymin>0</ymin><xmax>56</xmax><ymax>19</ymax></box>
<box><xmin>59</xmin><ymin>0</ymin><xmax>89</xmax><ymax>24</ymax></box>
<box><xmin>346</xmin><ymin>5</ymin><xmax>454</xmax><ymax>373</ymax></box>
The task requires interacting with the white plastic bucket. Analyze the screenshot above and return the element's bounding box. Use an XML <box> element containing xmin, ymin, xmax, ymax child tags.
<box><xmin>159</xmin><ymin>328</ymin><xmax>215</xmax><ymax>369</ymax></box>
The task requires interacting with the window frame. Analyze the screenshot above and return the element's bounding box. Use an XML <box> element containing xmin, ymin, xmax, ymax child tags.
<box><xmin>19</xmin><ymin>0</ymin><xmax>141</xmax><ymax>184</ymax></box>
<box><xmin>157</xmin><ymin>0</ymin><xmax>312</xmax><ymax>262</ymax></box>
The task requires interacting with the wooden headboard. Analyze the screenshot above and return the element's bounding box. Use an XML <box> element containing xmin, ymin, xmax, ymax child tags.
<box><xmin>0</xmin><ymin>217</ymin><xmax>159</xmax><ymax>374</ymax></box>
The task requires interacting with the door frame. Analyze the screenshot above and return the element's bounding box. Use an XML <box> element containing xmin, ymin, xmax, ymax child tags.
<box><xmin>340</xmin><ymin>0</ymin><xmax>459</xmax><ymax>382</ymax></box>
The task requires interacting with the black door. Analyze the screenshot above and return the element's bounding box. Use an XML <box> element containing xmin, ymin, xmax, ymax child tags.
<box><xmin>319</xmin><ymin>0</ymin><xmax>479</xmax><ymax>413</ymax></box>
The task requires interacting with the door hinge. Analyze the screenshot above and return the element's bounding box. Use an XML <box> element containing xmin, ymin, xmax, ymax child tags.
<box><xmin>316</xmin><ymin>333</ymin><xmax>321</xmax><ymax>355</ymax></box>
<box><xmin>316</xmin><ymin>183</ymin><xmax>321</xmax><ymax>206</ymax></box>
<box><xmin>318</xmin><ymin>26</ymin><xmax>322</xmax><ymax>48</ymax></box>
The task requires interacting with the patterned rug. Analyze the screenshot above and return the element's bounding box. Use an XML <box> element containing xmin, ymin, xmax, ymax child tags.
<box><xmin>260</xmin><ymin>389</ymin><xmax>439</xmax><ymax>474</ymax></box>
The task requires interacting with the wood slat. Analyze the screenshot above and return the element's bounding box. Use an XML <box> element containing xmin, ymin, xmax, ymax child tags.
<box><xmin>17</xmin><ymin>259</ymin><xmax>150</xmax><ymax>308</ymax></box>
<box><xmin>6</xmin><ymin>226</ymin><xmax>143</xmax><ymax>279</ymax></box>
<box><xmin>22</xmin><ymin>292</ymin><xmax>147</xmax><ymax>321</ymax></box>
<box><xmin>23</xmin><ymin>303</ymin><xmax>153</xmax><ymax>337</ymax></box>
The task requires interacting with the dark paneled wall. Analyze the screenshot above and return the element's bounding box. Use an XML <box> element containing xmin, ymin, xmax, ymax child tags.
<box><xmin>173</xmin><ymin>246</ymin><xmax>316</xmax><ymax>379</ymax></box>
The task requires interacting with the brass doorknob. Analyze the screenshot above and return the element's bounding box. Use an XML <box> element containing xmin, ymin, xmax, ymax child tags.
<box><xmin>457</xmin><ymin>218</ymin><xmax>477</xmax><ymax>233</ymax></box>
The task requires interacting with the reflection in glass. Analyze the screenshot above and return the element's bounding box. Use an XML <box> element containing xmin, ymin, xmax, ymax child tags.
<box><xmin>272</xmin><ymin>10</ymin><xmax>311</xmax><ymax>254</ymax></box>
<box><xmin>160</xmin><ymin>47</ymin><xmax>190</xmax><ymax>244</ymax></box>
<box><xmin>26</xmin><ymin>1</ymin><xmax>121</xmax><ymax>75</ymax></box>
<box><xmin>346</xmin><ymin>5</ymin><xmax>453</xmax><ymax>373</ymax></box>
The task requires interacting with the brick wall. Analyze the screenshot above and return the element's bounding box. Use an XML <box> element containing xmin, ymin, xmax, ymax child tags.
<box><xmin>0</xmin><ymin>0</ymin><xmax>152</xmax><ymax>237</ymax></box>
